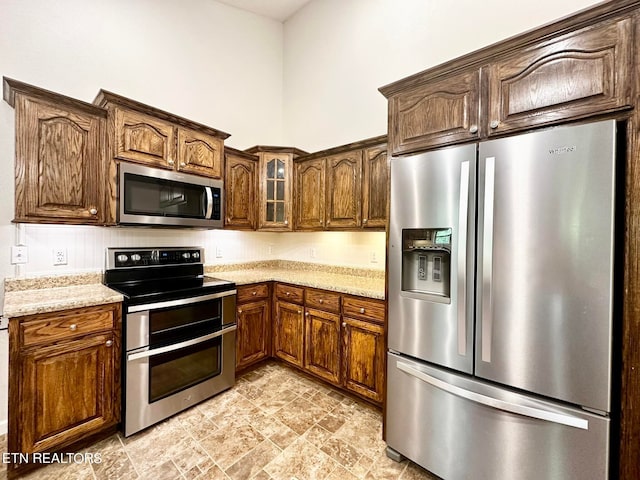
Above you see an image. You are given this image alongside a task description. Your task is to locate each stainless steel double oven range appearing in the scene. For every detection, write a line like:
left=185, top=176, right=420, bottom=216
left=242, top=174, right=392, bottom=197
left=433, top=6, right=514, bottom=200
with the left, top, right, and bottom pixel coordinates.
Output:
left=104, top=247, right=237, bottom=436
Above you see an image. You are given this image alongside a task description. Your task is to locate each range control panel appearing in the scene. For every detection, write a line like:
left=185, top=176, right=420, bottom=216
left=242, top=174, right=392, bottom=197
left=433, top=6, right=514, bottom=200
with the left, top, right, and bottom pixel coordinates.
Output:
left=107, top=247, right=204, bottom=268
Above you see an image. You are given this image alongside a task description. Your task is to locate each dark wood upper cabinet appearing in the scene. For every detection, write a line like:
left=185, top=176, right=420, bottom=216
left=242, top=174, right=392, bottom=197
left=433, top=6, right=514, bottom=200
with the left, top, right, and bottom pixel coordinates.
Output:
left=294, top=157, right=326, bottom=230
left=381, top=13, right=634, bottom=155
left=362, top=144, right=389, bottom=229
left=95, top=90, right=229, bottom=178
left=294, top=136, right=387, bottom=231
left=224, top=148, right=257, bottom=230
left=4, top=78, right=107, bottom=224
left=486, top=17, right=633, bottom=135
left=388, top=69, right=481, bottom=153
left=325, top=151, right=362, bottom=229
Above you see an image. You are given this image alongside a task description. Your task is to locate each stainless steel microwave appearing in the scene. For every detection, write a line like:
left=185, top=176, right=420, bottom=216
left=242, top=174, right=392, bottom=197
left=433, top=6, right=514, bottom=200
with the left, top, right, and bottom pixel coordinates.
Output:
left=118, top=163, right=223, bottom=228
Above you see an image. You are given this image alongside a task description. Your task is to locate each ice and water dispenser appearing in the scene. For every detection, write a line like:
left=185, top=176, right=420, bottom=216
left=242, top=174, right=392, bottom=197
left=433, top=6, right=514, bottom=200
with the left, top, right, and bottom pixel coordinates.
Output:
left=402, top=228, right=452, bottom=302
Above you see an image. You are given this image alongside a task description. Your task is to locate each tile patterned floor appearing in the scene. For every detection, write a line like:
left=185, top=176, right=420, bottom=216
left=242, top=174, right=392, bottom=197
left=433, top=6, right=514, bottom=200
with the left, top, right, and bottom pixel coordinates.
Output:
left=0, top=361, right=438, bottom=479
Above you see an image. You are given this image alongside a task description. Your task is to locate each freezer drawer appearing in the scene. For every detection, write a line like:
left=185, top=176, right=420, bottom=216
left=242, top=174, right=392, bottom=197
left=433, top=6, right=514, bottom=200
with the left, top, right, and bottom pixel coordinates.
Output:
left=386, top=353, right=610, bottom=480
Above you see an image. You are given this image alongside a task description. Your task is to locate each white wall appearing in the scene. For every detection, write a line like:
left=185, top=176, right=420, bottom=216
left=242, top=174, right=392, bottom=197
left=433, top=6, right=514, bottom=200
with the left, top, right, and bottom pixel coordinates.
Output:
left=283, top=0, right=602, bottom=151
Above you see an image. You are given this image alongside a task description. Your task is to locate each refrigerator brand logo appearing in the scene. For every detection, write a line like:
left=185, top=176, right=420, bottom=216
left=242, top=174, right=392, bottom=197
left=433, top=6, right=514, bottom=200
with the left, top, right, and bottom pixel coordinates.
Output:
left=549, top=146, right=577, bottom=155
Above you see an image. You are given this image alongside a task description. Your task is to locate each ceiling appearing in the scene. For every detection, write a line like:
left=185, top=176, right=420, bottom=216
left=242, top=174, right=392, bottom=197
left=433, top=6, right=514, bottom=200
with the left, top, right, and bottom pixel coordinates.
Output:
left=216, top=0, right=312, bottom=22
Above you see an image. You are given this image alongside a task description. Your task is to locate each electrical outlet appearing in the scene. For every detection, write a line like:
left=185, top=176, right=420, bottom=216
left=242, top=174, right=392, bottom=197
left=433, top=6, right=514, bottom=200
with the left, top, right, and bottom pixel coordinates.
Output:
left=370, top=251, right=378, bottom=263
left=11, top=246, right=28, bottom=264
left=53, top=248, right=68, bottom=265
left=268, top=244, right=274, bottom=255
left=310, top=247, right=317, bottom=259
left=215, top=246, right=223, bottom=258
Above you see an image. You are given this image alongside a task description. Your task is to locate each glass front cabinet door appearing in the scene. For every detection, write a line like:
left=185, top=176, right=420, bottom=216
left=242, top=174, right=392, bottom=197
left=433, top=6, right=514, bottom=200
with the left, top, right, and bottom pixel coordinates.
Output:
left=247, top=147, right=307, bottom=231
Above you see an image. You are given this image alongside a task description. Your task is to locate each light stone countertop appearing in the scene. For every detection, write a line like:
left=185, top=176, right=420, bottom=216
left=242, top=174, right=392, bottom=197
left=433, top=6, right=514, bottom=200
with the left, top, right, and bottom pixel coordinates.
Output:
left=2, top=261, right=385, bottom=318
left=3, top=284, right=123, bottom=318
left=208, top=265, right=385, bottom=300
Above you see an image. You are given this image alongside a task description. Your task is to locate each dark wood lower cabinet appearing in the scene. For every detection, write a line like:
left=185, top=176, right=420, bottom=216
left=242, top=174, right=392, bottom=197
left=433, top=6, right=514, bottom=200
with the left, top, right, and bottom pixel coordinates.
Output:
left=8, top=303, right=121, bottom=477
left=273, top=300, right=305, bottom=367
left=236, top=300, right=270, bottom=370
left=342, top=317, right=385, bottom=403
left=304, top=308, right=342, bottom=384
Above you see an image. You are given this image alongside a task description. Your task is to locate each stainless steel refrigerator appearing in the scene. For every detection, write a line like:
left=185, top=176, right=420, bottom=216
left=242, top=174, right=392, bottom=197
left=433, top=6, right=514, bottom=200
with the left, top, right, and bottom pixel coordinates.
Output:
left=386, top=120, right=617, bottom=480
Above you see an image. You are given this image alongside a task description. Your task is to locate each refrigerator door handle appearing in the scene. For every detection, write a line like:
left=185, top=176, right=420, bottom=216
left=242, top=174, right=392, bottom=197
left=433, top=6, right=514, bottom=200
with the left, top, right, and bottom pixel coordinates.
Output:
left=396, top=361, right=589, bottom=430
left=457, top=161, right=470, bottom=356
left=480, top=156, right=495, bottom=363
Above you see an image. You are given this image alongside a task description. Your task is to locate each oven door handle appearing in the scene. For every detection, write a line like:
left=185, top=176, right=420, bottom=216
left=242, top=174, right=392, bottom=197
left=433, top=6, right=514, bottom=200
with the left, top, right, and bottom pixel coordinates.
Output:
left=127, top=324, right=237, bottom=361
left=127, top=290, right=237, bottom=313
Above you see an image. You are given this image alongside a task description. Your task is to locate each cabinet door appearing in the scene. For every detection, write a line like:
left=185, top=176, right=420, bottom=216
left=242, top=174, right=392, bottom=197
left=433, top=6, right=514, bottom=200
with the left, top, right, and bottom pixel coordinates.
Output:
left=362, top=145, right=389, bottom=229
left=259, top=153, right=293, bottom=231
left=236, top=300, right=270, bottom=371
left=486, top=17, right=632, bottom=135
left=225, top=153, right=256, bottom=229
left=342, top=317, right=385, bottom=403
left=304, top=308, right=341, bottom=385
left=294, top=158, right=325, bottom=230
left=388, top=69, right=480, bottom=154
left=325, top=151, right=362, bottom=229
left=14, top=95, right=106, bottom=223
left=18, top=333, right=116, bottom=453
left=177, top=128, right=223, bottom=178
left=274, top=300, right=304, bottom=367
left=114, top=107, right=176, bottom=169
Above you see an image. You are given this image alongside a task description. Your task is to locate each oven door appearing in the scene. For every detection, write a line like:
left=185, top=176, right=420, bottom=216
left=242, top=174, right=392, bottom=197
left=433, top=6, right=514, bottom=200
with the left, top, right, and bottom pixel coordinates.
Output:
left=123, top=291, right=236, bottom=436
left=119, top=162, right=223, bottom=228
left=125, top=324, right=235, bottom=436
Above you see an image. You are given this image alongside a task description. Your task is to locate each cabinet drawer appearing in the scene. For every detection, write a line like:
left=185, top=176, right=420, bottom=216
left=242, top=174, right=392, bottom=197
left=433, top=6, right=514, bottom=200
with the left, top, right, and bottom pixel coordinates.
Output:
left=342, top=296, right=385, bottom=324
left=237, top=283, right=270, bottom=303
left=21, top=307, right=115, bottom=347
left=275, top=283, right=305, bottom=304
left=306, top=289, right=341, bottom=314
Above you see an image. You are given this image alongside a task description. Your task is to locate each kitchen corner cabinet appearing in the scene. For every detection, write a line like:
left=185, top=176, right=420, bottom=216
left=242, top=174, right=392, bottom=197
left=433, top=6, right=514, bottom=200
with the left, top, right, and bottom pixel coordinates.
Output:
left=3, top=78, right=108, bottom=224
left=236, top=283, right=271, bottom=371
left=245, top=146, right=308, bottom=231
left=381, top=16, right=633, bottom=154
left=95, top=90, right=229, bottom=178
left=224, top=148, right=258, bottom=230
left=7, top=303, right=121, bottom=474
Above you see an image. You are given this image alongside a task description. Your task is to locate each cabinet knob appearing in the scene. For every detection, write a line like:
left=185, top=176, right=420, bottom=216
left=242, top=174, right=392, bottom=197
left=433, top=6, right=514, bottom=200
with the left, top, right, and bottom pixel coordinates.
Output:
left=469, top=125, right=478, bottom=134
left=319, top=299, right=324, bottom=304
left=359, top=308, right=366, bottom=314
left=327, top=220, right=331, bottom=225
left=252, top=291, right=257, bottom=296
left=284, top=220, right=289, bottom=225
left=180, top=162, right=186, bottom=167
left=298, top=310, right=302, bottom=314
left=238, top=309, right=243, bottom=314
left=69, top=324, right=77, bottom=331
left=363, top=218, right=368, bottom=224
left=305, top=312, right=309, bottom=316
left=286, top=292, right=290, bottom=296
left=89, top=208, right=98, bottom=215
left=490, top=120, right=499, bottom=129
left=105, top=340, right=113, bottom=347
left=227, top=217, right=231, bottom=222
left=168, top=159, right=175, bottom=166
left=342, top=322, right=347, bottom=327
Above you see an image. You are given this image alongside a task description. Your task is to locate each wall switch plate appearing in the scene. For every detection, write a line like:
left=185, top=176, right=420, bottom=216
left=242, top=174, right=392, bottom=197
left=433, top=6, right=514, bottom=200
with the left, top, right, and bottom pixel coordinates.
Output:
left=11, top=246, right=28, bottom=264
left=53, top=248, right=68, bottom=265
